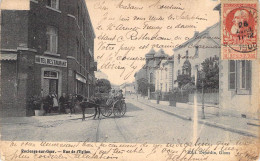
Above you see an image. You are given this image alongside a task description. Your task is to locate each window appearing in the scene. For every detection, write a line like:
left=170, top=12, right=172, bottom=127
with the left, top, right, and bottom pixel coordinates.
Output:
left=229, top=60, right=236, bottom=90
left=150, top=73, right=153, bottom=83
left=46, top=26, right=58, bottom=54
left=195, top=46, right=199, bottom=57
left=186, top=50, right=188, bottom=59
left=178, top=54, right=180, bottom=64
left=77, top=5, right=80, bottom=25
left=228, top=60, right=251, bottom=94
left=178, top=70, right=181, bottom=76
left=76, top=39, right=80, bottom=61
left=47, top=0, right=59, bottom=10
left=238, top=60, right=251, bottom=92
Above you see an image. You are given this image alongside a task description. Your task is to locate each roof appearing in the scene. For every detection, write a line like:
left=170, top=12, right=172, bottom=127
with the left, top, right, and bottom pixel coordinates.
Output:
left=0, top=54, right=17, bottom=60
left=145, top=48, right=156, bottom=58
left=173, top=22, right=220, bottom=51
left=154, top=48, right=168, bottom=58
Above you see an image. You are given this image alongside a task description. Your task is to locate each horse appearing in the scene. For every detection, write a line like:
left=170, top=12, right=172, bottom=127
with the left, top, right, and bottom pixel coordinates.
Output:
left=74, top=95, right=101, bottom=121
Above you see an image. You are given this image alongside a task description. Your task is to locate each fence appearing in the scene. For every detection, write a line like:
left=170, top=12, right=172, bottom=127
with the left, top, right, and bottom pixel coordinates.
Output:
left=169, top=91, right=190, bottom=106
left=150, top=89, right=219, bottom=106
left=189, top=89, right=219, bottom=105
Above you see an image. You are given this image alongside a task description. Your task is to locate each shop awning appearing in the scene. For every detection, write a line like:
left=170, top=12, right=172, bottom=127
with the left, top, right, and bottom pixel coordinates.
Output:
left=76, top=73, right=87, bottom=83
left=0, top=54, right=17, bottom=60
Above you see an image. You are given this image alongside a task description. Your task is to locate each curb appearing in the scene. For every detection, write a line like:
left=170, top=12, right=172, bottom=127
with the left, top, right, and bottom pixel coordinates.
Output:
left=138, top=100, right=258, bottom=138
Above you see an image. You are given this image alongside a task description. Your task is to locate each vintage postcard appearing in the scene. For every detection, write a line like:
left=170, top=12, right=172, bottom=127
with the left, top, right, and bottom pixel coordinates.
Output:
left=0, top=0, right=259, bottom=161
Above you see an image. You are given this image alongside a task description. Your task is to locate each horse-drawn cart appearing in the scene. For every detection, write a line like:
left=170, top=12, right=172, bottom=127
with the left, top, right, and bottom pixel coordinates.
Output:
left=75, top=94, right=127, bottom=120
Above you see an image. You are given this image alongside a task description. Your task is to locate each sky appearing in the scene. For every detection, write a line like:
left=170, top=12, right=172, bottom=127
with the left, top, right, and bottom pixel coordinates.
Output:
left=0, top=0, right=220, bottom=85
left=86, top=0, right=220, bottom=85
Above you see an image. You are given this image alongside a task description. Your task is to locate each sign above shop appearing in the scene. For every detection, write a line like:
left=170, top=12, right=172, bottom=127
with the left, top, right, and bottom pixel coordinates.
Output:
left=44, top=71, right=58, bottom=79
left=76, top=73, right=87, bottom=83
left=35, top=55, right=67, bottom=67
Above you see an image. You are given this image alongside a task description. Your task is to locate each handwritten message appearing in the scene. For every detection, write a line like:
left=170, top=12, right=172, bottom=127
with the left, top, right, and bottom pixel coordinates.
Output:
left=1, top=138, right=259, bottom=161
left=87, top=0, right=219, bottom=84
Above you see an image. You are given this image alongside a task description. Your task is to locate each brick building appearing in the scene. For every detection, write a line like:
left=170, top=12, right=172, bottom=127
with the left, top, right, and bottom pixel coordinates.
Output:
left=0, top=0, right=96, bottom=117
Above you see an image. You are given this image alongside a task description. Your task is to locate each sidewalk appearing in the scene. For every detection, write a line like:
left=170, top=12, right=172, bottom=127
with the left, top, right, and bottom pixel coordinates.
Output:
left=136, top=97, right=259, bottom=138
left=0, top=114, right=83, bottom=125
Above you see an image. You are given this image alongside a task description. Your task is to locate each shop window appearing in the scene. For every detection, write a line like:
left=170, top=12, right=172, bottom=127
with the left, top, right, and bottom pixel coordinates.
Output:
left=47, top=0, right=59, bottom=10
left=46, top=26, right=58, bottom=54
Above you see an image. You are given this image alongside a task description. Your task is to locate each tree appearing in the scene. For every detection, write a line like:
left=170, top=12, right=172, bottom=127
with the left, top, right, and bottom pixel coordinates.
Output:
left=96, top=79, right=111, bottom=93
left=137, top=78, right=149, bottom=96
left=175, top=74, right=193, bottom=88
left=198, top=56, right=219, bottom=89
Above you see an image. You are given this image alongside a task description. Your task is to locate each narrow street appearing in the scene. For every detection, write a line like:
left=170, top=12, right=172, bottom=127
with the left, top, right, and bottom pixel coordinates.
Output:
left=1, top=97, right=251, bottom=144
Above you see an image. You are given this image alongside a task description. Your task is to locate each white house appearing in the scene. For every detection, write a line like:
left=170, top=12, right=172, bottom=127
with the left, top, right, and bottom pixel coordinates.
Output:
left=173, top=23, right=220, bottom=88
left=155, top=55, right=174, bottom=92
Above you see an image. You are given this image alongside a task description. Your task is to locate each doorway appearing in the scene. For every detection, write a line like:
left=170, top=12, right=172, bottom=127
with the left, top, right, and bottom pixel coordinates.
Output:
left=42, top=70, right=59, bottom=97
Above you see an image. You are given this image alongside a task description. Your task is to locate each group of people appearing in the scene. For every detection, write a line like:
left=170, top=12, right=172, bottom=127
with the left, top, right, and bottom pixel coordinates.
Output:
left=106, top=89, right=124, bottom=106
left=43, top=92, right=75, bottom=115
left=40, top=89, right=124, bottom=115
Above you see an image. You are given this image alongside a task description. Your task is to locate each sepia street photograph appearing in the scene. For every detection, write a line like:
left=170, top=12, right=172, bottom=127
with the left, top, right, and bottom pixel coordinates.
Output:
left=0, top=0, right=259, bottom=160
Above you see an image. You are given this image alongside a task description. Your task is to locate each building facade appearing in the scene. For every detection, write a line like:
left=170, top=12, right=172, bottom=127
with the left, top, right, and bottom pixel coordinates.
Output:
left=173, top=23, right=220, bottom=88
left=155, top=56, right=174, bottom=93
left=0, top=0, right=96, bottom=117
left=215, top=4, right=259, bottom=119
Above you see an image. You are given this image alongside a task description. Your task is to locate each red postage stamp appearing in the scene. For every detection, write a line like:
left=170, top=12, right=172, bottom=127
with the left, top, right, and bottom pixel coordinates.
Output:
left=222, top=2, right=258, bottom=60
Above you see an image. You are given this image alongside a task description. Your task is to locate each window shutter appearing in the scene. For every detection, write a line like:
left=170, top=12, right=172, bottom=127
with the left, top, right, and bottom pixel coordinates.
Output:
left=237, top=61, right=251, bottom=95
left=246, top=61, right=251, bottom=91
left=228, top=60, right=236, bottom=90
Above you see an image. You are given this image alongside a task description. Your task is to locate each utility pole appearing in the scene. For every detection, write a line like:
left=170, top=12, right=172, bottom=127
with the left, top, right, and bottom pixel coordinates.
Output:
left=201, top=72, right=206, bottom=119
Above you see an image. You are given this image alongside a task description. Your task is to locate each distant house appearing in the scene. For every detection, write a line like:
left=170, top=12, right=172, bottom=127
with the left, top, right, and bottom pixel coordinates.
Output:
left=134, top=48, right=167, bottom=97
left=173, top=23, right=220, bottom=88
left=155, top=54, right=174, bottom=93
left=120, top=82, right=136, bottom=95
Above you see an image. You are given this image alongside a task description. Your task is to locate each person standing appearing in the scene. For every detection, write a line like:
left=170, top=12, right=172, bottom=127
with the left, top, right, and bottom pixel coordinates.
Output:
left=52, top=93, right=59, bottom=112
left=67, top=94, right=75, bottom=114
left=106, top=89, right=116, bottom=106
left=43, top=93, right=53, bottom=114
left=59, top=93, right=67, bottom=114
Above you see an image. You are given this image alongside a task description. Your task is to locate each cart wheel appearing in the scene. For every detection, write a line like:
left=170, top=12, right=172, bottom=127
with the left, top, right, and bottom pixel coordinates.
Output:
left=100, top=106, right=112, bottom=117
left=113, top=101, right=125, bottom=117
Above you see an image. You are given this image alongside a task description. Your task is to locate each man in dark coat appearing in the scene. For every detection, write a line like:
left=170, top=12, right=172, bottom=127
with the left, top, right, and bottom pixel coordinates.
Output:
left=43, top=93, right=53, bottom=114
left=59, top=93, right=67, bottom=114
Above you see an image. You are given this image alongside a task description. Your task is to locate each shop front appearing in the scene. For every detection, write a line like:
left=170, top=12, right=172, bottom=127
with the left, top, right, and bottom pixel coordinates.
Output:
left=35, top=55, right=67, bottom=98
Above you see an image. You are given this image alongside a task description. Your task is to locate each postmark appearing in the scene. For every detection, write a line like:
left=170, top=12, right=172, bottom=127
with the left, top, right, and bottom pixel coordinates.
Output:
left=221, top=1, right=258, bottom=60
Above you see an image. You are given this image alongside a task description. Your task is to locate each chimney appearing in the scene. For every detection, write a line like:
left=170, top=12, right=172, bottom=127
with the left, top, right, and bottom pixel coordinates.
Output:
left=194, top=31, right=199, bottom=38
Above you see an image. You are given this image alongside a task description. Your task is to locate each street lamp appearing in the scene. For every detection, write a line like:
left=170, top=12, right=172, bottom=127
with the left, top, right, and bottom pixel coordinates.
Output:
left=200, top=71, right=206, bottom=119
